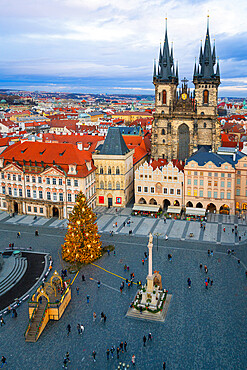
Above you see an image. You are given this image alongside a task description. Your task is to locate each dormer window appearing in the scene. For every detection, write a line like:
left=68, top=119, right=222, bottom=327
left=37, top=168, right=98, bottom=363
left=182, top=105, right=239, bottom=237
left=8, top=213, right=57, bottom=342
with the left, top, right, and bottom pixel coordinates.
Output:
left=68, top=164, right=77, bottom=174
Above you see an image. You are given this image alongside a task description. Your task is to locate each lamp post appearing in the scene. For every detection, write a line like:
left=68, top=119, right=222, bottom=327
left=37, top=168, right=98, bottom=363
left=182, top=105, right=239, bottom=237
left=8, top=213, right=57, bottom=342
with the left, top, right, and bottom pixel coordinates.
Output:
left=153, top=232, right=163, bottom=251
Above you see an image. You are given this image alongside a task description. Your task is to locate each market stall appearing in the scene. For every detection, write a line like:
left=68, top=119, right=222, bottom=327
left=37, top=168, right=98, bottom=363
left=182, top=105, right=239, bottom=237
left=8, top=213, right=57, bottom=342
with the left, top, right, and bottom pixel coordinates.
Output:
left=185, top=207, right=206, bottom=221
left=166, top=206, right=182, bottom=219
left=132, top=204, right=162, bottom=217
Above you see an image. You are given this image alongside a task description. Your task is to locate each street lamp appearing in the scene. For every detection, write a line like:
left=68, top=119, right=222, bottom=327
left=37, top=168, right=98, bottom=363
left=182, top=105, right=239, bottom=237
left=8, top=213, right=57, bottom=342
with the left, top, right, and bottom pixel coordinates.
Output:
left=153, top=232, right=163, bottom=251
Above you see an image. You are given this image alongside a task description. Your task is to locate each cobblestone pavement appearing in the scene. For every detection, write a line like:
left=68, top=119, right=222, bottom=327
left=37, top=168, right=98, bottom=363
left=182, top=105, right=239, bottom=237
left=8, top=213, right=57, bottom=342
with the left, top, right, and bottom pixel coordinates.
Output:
left=0, top=214, right=246, bottom=369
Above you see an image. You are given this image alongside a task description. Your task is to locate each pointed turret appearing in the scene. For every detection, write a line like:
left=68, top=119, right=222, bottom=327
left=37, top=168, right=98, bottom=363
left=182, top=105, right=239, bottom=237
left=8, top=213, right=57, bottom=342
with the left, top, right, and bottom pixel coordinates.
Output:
left=193, top=58, right=197, bottom=77
left=176, top=61, right=179, bottom=80
left=153, top=59, right=157, bottom=78
left=216, top=58, right=220, bottom=77
left=212, top=40, right=216, bottom=65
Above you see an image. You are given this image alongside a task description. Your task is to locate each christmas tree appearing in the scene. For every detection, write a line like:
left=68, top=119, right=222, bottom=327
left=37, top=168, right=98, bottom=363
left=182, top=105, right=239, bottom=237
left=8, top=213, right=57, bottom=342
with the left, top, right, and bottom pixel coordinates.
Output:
left=62, top=192, right=102, bottom=265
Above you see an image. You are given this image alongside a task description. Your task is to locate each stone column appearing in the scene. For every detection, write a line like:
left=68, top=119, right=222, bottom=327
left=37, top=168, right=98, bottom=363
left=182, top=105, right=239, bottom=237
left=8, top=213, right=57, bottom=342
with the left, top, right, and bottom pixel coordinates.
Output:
left=146, top=233, right=154, bottom=292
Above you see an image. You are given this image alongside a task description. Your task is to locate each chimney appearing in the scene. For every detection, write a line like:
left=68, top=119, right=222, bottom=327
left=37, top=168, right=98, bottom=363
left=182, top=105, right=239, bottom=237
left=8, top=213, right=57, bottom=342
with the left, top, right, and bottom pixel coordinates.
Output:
left=77, top=142, right=83, bottom=151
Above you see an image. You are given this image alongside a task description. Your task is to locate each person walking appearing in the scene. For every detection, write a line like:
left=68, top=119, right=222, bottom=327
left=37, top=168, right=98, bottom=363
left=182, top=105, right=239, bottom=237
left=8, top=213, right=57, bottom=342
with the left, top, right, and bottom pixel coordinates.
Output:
left=148, top=332, right=152, bottom=341
left=67, top=324, right=71, bottom=336
left=163, top=361, right=166, bottom=369
left=124, top=264, right=127, bottom=271
left=120, top=285, right=123, bottom=294
left=77, top=323, right=81, bottom=334
left=132, top=354, right=136, bottom=366
left=92, top=351, right=96, bottom=362
left=116, top=347, right=120, bottom=359
left=143, top=335, right=147, bottom=347
left=205, top=279, right=208, bottom=289
left=62, top=358, right=68, bottom=369
left=81, top=274, right=85, bottom=281
left=199, top=263, right=202, bottom=269
left=110, top=346, right=115, bottom=358
left=65, top=352, right=70, bottom=363
left=0, top=317, right=5, bottom=326
left=120, top=341, right=124, bottom=353
left=97, top=281, right=101, bottom=288
left=100, top=312, right=104, bottom=322
left=106, top=349, right=110, bottom=360
left=80, top=324, right=84, bottom=334
left=1, top=356, right=7, bottom=368
left=142, top=259, right=144, bottom=265
left=93, top=312, right=96, bottom=322
left=76, top=286, right=79, bottom=295
left=124, top=341, right=127, bottom=352
left=187, top=278, right=191, bottom=288
left=86, top=295, right=90, bottom=303
left=210, top=280, right=213, bottom=286
left=103, top=314, right=107, bottom=323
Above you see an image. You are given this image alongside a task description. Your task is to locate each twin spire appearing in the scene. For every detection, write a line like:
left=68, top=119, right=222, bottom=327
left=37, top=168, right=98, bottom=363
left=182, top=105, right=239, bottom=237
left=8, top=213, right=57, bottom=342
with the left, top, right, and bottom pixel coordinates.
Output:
left=153, top=17, right=220, bottom=84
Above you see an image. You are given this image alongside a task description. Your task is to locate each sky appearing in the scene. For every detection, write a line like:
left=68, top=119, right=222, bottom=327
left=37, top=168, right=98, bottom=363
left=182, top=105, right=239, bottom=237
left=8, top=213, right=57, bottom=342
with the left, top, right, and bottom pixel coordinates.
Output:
left=0, top=0, right=247, bottom=96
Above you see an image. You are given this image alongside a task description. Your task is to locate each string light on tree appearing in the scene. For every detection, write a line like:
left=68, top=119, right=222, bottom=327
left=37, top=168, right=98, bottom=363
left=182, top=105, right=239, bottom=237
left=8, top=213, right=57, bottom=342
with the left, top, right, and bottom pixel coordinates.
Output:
left=62, top=192, right=102, bottom=265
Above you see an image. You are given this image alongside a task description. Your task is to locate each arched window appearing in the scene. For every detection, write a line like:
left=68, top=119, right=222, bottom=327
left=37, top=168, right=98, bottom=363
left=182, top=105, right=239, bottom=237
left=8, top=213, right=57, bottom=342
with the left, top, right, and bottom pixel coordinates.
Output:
left=100, top=166, right=103, bottom=174
left=162, top=90, right=167, bottom=105
left=116, top=181, right=120, bottom=190
left=163, top=139, right=165, bottom=143
left=204, top=122, right=207, bottom=128
left=161, top=128, right=165, bottom=135
left=159, top=92, right=161, bottom=101
left=116, top=167, right=120, bottom=175
left=203, top=90, right=209, bottom=104
left=108, top=182, right=112, bottom=189
left=108, top=166, right=111, bottom=175
left=100, top=181, right=104, bottom=189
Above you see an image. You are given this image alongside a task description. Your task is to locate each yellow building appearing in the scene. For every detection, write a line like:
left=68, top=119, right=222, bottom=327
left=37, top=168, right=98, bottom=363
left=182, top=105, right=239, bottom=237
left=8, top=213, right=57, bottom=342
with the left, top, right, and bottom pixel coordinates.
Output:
left=235, top=155, right=247, bottom=213
left=93, top=127, right=134, bottom=207
left=111, top=112, right=152, bottom=124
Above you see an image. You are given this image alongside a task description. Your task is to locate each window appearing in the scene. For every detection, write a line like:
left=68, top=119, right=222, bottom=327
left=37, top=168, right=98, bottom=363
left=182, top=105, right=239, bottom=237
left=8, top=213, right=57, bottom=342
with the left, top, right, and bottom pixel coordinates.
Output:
left=244, top=164, right=247, bottom=168
left=34, top=207, right=37, bottom=213
left=194, top=179, right=198, bottom=186
left=13, top=188, right=17, bottom=197
left=220, top=192, right=224, bottom=199
left=13, top=174, right=16, bottom=181
left=39, top=191, right=43, bottom=199
left=40, top=208, right=43, bottom=214
left=227, top=181, right=231, bottom=188
left=33, top=190, right=37, bottom=199
left=208, top=172, right=212, bottom=177
left=53, top=193, right=57, bottom=201
left=68, top=193, right=72, bottom=202
left=177, top=189, right=181, bottom=195
left=214, top=173, right=218, bottom=177
left=59, top=178, right=62, bottom=185
left=214, top=191, right=217, bottom=198
left=225, top=165, right=228, bottom=169
left=32, top=176, right=35, bottom=183
left=7, top=174, right=10, bottom=180
left=52, top=178, right=56, bottom=185
left=214, top=181, right=218, bottom=187
left=2, top=186, right=5, bottom=194
left=1, top=173, right=4, bottom=179
left=199, top=190, right=203, bottom=197
left=144, top=187, right=148, bottom=192
left=100, top=181, right=104, bottom=189
left=162, top=90, right=167, bottom=104
left=208, top=181, right=212, bottom=186
left=26, top=175, right=30, bottom=182
left=47, top=192, right=51, bottom=200
left=46, top=178, right=50, bottom=184
left=108, top=182, right=112, bottom=190
left=74, top=179, right=78, bottom=187
left=116, top=182, right=120, bottom=190
left=19, top=189, right=22, bottom=197
left=100, top=167, right=103, bottom=174
left=59, top=193, right=63, bottom=201
left=227, top=192, right=231, bottom=199
left=200, top=180, right=203, bottom=186
left=163, top=188, right=167, bottom=194
left=67, top=179, right=71, bottom=186
left=237, top=170, right=240, bottom=175
left=170, top=189, right=174, bottom=195
left=221, top=181, right=225, bottom=187
left=8, top=187, right=12, bottom=195
left=208, top=191, right=211, bottom=198
left=174, top=177, right=177, bottom=181
left=187, top=189, right=191, bottom=195
left=38, top=176, right=42, bottom=184
left=161, top=128, right=165, bottom=135
left=203, top=90, right=209, bottom=104
left=204, top=122, right=207, bottom=128
left=137, top=186, right=141, bottom=192
left=200, top=172, right=203, bottom=176
left=116, top=167, right=120, bottom=175
left=18, top=175, right=22, bottom=181
left=27, top=189, right=31, bottom=198
left=28, top=206, right=31, bottom=212
left=208, top=165, right=212, bottom=168
left=194, top=171, right=198, bottom=176
left=188, top=179, right=191, bottom=185
left=221, top=173, right=225, bottom=178
left=227, top=174, right=231, bottom=178
left=108, top=167, right=111, bottom=175
left=236, top=189, right=240, bottom=196
left=237, top=178, right=241, bottom=185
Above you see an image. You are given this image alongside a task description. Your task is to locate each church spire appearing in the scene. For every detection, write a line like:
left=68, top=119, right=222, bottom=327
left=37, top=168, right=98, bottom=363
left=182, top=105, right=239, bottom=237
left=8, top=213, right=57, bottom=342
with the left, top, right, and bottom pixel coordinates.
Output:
left=153, top=59, right=157, bottom=78
left=216, top=58, right=220, bottom=77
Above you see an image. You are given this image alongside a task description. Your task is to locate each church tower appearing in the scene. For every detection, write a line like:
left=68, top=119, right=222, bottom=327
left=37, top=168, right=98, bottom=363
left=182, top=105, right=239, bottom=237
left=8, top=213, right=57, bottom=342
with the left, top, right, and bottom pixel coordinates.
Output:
left=151, top=18, right=221, bottom=161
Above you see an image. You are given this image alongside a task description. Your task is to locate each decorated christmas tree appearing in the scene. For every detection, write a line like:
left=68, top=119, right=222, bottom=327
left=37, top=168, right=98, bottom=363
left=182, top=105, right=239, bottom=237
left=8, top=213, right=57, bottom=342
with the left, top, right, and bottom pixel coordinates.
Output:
left=62, top=192, right=102, bottom=265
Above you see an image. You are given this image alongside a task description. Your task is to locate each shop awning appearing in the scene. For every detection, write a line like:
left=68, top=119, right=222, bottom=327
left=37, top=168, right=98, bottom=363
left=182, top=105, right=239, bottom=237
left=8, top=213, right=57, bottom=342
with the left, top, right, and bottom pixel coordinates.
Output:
left=132, top=204, right=160, bottom=213
left=186, top=207, right=206, bottom=216
left=167, top=206, right=182, bottom=214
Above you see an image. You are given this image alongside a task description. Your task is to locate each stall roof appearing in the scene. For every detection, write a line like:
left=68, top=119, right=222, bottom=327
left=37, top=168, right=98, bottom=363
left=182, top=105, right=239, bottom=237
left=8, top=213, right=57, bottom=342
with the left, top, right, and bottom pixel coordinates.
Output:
left=132, top=204, right=160, bottom=213
left=185, top=207, right=206, bottom=216
left=167, top=206, right=182, bottom=214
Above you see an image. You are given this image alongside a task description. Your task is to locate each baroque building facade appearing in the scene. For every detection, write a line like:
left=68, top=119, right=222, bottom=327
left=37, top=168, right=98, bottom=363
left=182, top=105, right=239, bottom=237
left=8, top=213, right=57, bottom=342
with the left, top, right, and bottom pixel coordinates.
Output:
left=151, top=19, right=221, bottom=162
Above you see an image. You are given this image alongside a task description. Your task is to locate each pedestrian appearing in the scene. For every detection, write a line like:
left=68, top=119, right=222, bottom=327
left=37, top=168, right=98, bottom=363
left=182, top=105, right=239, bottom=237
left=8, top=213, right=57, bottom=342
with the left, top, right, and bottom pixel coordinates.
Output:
left=140, top=306, right=142, bottom=314
left=82, top=274, right=85, bottom=281
left=116, top=347, right=120, bottom=359
left=123, top=221, right=126, bottom=227
left=164, top=217, right=166, bottom=223
left=208, top=249, right=210, bottom=256
left=65, top=352, right=70, bottom=363
left=120, top=285, right=123, bottom=294
left=127, top=266, right=129, bottom=271
left=199, top=263, right=202, bottom=269
left=115, top=222, right=117, bottom=227
left=165, top=234, right=168, bottom=240
left=62, top=358, right=68, bottom=369
left=210, top=250, right=213, bottom=256
left=100, top=312, right=104, bottom=322
left=106, top=349, right=110, bottom=360
left=142, top=259, right=144, bottom=265
left=187, top=278, right=191, bottom=288
left=97, top=281, right=101, bottom=288
left=124, top=341, right=127, bottom=352
left=120, top=341, right=124, bottom=353
left=163, top=361, right=166, bottom=369
left=0, top=316, right=5, bottom=326
left=239, top=236, right=241, bottom=242
left=132, top=354, right=136, bottom=366
left=205, top=280, right=208, bottom=289
left=17, top=232, right=20, bottom=238
left=148, top=332, right=152, bottom=341
left=113, top=250, right=116, bottom=255
left=232, top=228, right=234, bottom=233
left=76, top=286, right=79, bottom=295
left=87, top=295, right=90, bottom=303
left=67, top=324, right=71, bottom=336
left=204, top=265, right=207, bottom=272
left=1, top=356, right=7, bottom=368
left=80, top=324, right=84, bottom=333
left=207, top=277, right=210, bottom=284
left=238, top=259, right=240, bottom=265
left=77, top=323, right=81, bottom=334
left=110, top=346, right=115, bottom=358
left=93, top=312, right=96, bottom=322
left=124, top=264, right=127, bottom=271
left=223, top=227, right=225, bottom=232
left=210, top=280, right=213, bottom=286
left=143, top=335, right=147, bottom=347
left=104, top=314, right=107, bottom=323
left=204, top=224, right=205, bottom=230
left=92, top=351, right=96, bottom=362
left=35, top=230, right=39, bottom=236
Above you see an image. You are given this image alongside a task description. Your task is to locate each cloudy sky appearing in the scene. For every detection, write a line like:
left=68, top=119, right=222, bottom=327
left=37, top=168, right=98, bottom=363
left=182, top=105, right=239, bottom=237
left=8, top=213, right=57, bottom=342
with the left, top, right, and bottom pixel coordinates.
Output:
left=0, top=0, right=247, bottom=96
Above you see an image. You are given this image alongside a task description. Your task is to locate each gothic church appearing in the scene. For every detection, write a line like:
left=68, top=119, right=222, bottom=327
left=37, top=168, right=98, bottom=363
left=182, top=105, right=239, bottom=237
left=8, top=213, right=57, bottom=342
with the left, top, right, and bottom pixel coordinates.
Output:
left=151, top=18, right=221, bottom=161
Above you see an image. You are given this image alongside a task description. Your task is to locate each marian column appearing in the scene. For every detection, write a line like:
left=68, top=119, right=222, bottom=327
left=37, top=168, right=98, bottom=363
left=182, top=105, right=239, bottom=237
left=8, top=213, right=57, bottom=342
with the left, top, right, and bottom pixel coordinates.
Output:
left=147, top=233, right=154, bottom=292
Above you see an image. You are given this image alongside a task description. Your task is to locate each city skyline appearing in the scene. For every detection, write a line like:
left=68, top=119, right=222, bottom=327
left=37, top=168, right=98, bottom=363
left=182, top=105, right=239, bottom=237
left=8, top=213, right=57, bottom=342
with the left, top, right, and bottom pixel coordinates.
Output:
left=0, top=0, right=247, bottom=96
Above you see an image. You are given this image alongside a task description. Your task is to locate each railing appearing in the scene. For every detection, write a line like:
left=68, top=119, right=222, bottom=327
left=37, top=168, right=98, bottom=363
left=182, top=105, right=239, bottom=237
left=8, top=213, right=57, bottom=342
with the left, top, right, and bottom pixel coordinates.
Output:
left=34, top=302, right=49, bottom=341
left=24, top=301, right=38, bottom=338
